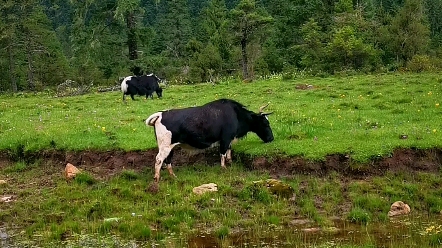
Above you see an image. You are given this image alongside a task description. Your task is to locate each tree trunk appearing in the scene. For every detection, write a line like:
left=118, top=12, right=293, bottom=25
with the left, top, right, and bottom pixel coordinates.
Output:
left=126, top=11, right=138, bottom=61
left=126, top=11, right=142, bottom=76
left=241, top=36, right=249, bottom=80
left=26, top=39, right=35, bottom=91
left=8, top=43, right=17, bottom=92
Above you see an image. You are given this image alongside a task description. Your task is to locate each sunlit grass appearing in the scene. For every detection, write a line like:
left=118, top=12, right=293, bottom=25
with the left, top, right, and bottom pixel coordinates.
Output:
left=1, top=72, right=441, bottom=161
left=2, top=72, right=442, bottom=247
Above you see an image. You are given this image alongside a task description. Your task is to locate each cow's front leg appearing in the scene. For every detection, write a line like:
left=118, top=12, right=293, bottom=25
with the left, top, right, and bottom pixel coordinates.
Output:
left=219, top=140, right=231, bottom=169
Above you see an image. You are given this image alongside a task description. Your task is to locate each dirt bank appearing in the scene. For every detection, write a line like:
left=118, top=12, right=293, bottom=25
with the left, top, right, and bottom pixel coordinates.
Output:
left=0, top=148, right=441, bottom=179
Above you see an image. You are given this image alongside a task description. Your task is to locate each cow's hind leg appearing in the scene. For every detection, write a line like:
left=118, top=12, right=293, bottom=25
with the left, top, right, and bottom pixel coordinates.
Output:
left=153, top=126, right=179, bottom=182
left=226, top=147, right=232, bottom=163
left=164, top=150, right=176, bottom=178
left=154, top=147, right=173, bottom=182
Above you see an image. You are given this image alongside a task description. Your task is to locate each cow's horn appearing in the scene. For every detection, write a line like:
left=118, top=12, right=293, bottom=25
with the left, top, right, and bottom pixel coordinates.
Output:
left=259, top=103, right=270, bottom=113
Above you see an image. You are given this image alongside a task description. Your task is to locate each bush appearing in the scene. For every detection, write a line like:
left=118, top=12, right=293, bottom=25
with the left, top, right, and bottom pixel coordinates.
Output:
left=406, top=55, right=435, bottom=72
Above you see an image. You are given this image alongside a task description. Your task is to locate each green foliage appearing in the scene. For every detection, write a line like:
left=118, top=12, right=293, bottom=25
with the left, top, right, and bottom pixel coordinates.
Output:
left=383, top=0, right=431, bottom=65
left=347, top=207, right=371, bottom=224
left=0, top=0, right=72, bottom=91
left=75, top=172, right=97, bottom=185
left=298, top=18, right=326, bottom=73
left=119, top=170, right=140, bottom=181
left=215, top=226, right=229, bottom=239
left=230, top=0, right=273, bottom=79
left=4, top=161, right=28, bottom=173
left=406, top=55, right=436, bottom=72
left=2, top=0, right=442, bottom=90
left=428, top=231, right=442, bottom=246
left=131, top=223, right=152, bottom=240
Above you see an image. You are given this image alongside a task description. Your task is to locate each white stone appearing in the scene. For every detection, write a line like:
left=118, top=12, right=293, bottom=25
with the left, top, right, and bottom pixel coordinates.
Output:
left=192, top=183, right=218, bottom=195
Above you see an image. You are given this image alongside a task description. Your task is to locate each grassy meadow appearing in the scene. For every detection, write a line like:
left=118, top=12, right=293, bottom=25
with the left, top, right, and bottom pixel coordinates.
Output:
left=1, top=72, right=442, bottom=161
left=1, top=72, right=442, bottom=247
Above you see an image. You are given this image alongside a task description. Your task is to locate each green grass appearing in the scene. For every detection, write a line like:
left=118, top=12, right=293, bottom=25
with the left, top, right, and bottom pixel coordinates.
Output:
left=1, top=160, right=442, bottom=247
left=2, top=72, right=442, bottom=247
left=1, top=72, right=441, bottom=161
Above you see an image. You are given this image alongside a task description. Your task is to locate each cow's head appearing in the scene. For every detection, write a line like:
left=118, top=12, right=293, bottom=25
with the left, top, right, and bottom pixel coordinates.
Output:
left=251, top=103, right=274, bottom=143
left=156, top=87, right=163, bottom=98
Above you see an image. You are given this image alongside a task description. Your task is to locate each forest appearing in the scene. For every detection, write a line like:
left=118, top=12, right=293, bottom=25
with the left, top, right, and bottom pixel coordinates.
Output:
left=1, top=0, right=441, bottom=92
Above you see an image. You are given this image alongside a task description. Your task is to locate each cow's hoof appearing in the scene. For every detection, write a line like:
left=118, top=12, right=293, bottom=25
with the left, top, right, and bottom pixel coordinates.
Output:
left=154, top=175, right=160, bottom=183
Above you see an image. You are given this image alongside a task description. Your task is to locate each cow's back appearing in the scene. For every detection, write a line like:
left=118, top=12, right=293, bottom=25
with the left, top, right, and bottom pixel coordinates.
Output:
left=160, top=102, right=238, bottom=148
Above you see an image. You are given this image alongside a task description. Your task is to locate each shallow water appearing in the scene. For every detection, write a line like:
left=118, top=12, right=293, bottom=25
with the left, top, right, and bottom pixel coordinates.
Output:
left=3, top=214, right=442, bottom=247
left=187, top=214, right=442, bottom=248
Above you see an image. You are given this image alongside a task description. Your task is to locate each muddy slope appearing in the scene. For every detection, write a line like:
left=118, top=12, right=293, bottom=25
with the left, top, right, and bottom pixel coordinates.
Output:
left=1, top=148, right=441, bottom=178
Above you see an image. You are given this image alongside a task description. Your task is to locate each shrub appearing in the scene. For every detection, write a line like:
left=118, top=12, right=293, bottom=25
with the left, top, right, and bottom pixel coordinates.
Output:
left=406, top=55, right=434, bottom=72
left=347, top=207, right=371, bottom=224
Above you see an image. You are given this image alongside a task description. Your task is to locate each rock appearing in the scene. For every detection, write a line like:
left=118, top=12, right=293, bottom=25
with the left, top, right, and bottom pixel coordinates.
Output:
left=0, top=228, right=8, bottom=240
left=301, top=227, right=321, bottom=233
left=289, top=219, right=313, bottom=226
left=104, top=217, right=121, bottom=222
left=193, top=183, right=218, bottom=195
left=388, top=201, right=411, bottom=217
left=65, top=163, right=80, bottom=179
left=0, top=195, right=15, bottom=203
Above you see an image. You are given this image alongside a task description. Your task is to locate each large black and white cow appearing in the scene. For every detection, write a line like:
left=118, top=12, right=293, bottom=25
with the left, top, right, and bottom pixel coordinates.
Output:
left=145, top=98, right=274, bottom=182
left=121, top=74, right=163, bottom=102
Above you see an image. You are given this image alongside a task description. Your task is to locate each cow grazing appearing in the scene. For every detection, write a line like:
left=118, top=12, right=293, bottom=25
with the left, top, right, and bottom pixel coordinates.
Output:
left=145, top=99, right=274, bottom=182
left=121, top=74, right=163, bottom=102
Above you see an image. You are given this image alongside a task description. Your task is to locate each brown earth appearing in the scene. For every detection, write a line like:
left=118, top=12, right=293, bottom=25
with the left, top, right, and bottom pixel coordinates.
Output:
left=0, top=147, right=441, bottom=180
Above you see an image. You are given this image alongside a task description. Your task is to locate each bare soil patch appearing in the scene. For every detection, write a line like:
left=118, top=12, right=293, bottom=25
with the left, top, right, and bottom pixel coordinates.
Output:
left=0, top=148, right=441, bottom=180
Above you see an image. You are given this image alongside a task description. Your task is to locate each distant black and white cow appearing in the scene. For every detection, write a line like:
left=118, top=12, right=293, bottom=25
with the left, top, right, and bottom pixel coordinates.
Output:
left=145, top=98, right=274, bottom=182
left=121, top=74, right=163, bottom=102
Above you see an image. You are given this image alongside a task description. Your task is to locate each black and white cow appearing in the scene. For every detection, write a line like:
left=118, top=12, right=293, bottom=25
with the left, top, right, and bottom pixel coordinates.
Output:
left=145, top=98, right=274, bottom=182
left=121, top=74, right=163, bottom=102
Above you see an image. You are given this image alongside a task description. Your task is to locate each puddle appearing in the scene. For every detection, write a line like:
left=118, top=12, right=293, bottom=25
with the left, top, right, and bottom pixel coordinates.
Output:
left=3, top=214, right=442, bottom=247
left=186, top=214, right=442, bottom=247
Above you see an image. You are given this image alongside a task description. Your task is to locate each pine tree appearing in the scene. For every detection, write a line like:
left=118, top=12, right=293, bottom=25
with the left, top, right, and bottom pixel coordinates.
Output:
left=388, top=0, right=430, bottom=63
left=231, top=0, right=272, bottom=80
left=0, top=0, right=70, bottom=91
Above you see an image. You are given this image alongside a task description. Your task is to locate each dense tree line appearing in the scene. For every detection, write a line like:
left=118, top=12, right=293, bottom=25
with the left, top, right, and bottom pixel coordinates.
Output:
left=0, top=0, right=441, bottom=92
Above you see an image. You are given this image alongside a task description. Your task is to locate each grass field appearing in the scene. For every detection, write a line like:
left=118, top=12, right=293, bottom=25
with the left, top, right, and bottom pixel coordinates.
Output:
left=1, top=72, right=442, bottom=161
left=1, top=72, right=442, bottom=247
